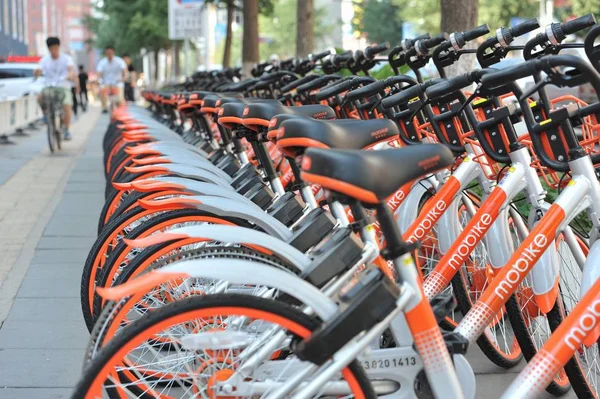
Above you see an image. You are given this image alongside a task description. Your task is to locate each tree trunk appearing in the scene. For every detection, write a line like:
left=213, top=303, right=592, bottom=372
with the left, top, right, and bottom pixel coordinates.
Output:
left=153, top=50, right=160, bottom=87
left=242, top=0, right=259, bottom=77
left=173, top=41, right=181, bottom=79
left=296, top=0, right=314, bottom=57
left=223, top=0, right=235, bottom=68
left=440, top=0, right=478, bottom=77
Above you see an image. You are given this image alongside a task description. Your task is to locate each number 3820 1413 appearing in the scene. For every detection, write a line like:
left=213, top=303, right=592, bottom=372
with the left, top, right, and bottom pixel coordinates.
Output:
left=361, top=357, right=417, bottom=369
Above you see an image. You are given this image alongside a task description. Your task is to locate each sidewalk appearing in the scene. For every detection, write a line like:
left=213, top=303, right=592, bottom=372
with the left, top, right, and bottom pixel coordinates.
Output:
left=0, top=108, right=105, bottom=398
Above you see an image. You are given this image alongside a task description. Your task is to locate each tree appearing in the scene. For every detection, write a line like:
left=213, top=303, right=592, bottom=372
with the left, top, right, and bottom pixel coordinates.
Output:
left=352, top=0, right=404, bottom=45
left=440, top=0, right=478, bottom=76
left=296, top=0, right=314, bottom=57
left=243, top=0, right=260, bottom=76
left=223, top=0, right=236, bottom=67
left=571, top=0, right=600, bottom=18
left=478, top=0, right=538, bottom=30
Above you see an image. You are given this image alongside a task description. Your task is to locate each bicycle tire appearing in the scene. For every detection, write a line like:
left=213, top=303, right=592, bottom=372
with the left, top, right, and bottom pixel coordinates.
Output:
left=546, top=234, right=599, bottom=398
left=47, top=109, right=56, bottom=153
left=505, top=294, right=571, bottom=395
left=73, top=294, right=376, bottom=399
left=89, top=243, right=300, bottom=353
left=91, top=209, right=254, bottom=320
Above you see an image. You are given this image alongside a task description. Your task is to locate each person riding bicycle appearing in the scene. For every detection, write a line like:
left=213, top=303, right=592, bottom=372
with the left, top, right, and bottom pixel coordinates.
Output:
left=97, top=46, right=127, bottom=114
left=35, top=37, right=75, bottom=140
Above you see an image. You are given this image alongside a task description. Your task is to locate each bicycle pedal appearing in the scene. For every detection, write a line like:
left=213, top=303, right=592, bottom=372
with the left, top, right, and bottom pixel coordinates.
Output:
left=442, top=331, right=469, bottom=356
left=430, top=292, right=456, bottom=324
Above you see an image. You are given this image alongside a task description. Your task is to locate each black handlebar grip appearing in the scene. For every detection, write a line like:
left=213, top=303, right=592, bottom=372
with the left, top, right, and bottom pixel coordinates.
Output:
left=563, top=14, right=597, bottom=36
left=480, top=60, right=537, bottom=88
left=309, top=49, right=333, bottom=61
left=423, top=33, right=447, bottom=49
left=280, top=74, right=319, bottom=93
left=344, top=80, right=386, bottom=101
left=511, top=18, right=540, bottom=38
left=463, top=24, right=491, bottom=42
left=380, top=84, right=422, bottom=109
left=425, top=73, right=474, bottom=99
left=314, top=79, right=357, bottom=101
left=365, top=43, right=389, bottom=59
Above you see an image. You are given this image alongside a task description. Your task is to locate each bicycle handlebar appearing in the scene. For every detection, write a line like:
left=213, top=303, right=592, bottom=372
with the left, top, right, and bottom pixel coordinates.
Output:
left=314, top=76, right=375, bottom=101
left=280, top=74, right=320, bottom=93
left=563, top=14, right=597, bottom=36
left=365, top=43, right=389, bottom=59
left=511, top=18, right=540, bottom=38
left=309, top=49, right=334, bottom=62
left=425, top=71, right=480, bottom=99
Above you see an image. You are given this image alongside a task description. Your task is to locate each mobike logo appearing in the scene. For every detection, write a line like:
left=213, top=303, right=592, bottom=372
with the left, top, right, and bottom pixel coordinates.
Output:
left=386, top=189, right=406, bottom=212
left=371, top=127, right=389, bottom=140
left=418, top=155, right=441, bottom=171
left=243, top=107, right=250, bottom=116
left=447, top=213, right=493, bottom=271
left=564, top=299, right=600, bottom=351
left=494, top=234, right=548, bottom=300
left=312, top=111, right=329, bottom=119
left=407, top=200, right=447, bottom=243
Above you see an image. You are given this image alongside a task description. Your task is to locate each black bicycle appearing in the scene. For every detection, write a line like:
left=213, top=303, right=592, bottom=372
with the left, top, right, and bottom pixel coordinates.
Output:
left=41, top=87, right=65, bottom=153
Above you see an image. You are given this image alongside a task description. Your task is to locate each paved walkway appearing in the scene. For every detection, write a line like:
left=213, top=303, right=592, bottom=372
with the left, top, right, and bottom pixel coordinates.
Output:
left=0, top=107, right=576, bottom=398
left=0, top=108, right=105, bottom=398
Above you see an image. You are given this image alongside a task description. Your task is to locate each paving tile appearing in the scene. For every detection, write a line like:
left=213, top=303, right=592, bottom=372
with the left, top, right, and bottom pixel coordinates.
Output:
left=27, top=262, right=84, bottom=274
left=0, top=349, right=84, bottom=387
left=52, top=194, right=105, bottom=216
left=0, top=320, right=88, bottom=349
left=6, top=298, right=84, bottom=322
left=17, top=273, right=80, bottom=298
left=475, top=373, right=577, bottom=398
left=36, top=236, right=95, bottom=250
left=43, top=217, right=98, bottom=237
left=32, top=249, right=90, bottom=263
left=0, top=388, right=73, bottom=399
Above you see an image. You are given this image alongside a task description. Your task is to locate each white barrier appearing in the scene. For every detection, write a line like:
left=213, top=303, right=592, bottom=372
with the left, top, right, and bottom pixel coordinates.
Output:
left=0, top=95, right=42, bottom=136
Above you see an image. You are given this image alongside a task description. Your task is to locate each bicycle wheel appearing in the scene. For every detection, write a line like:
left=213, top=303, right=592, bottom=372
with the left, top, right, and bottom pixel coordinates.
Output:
left=73, top=294, right=375, bottom=399
left=546, top=233, right=600, bottom=397
left=452, top=210, right=523, bottom=369
left=88, top=243, right=300, bottom=356
left=504, top=232, right=590, bottom=396
left=46, top=109, right=57, bottom=153
left=56, top=115, right=63, bottom=150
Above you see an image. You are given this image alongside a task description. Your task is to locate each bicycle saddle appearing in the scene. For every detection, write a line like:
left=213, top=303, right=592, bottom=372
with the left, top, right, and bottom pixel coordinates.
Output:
left=243, top=103, right=336, bottom=130
left=301, top=144, right=453, bottom=203
left=277, top=118, right=399, bottom=155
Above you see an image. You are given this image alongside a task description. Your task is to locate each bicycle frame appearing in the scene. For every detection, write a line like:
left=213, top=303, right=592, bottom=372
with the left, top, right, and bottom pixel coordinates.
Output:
left=455, top=154, right=600, bottom=344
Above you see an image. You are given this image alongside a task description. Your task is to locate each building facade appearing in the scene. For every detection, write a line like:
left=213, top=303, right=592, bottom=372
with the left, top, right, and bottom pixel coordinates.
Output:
left=26, top=0, right=94, bottom=68
left=0, top=0, right=29, bottom=56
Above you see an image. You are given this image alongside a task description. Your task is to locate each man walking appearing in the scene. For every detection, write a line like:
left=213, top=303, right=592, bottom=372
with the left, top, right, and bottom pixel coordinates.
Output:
left=78, top=65, right=89, bottom=111
left=123, top=54, right=137, bottom=102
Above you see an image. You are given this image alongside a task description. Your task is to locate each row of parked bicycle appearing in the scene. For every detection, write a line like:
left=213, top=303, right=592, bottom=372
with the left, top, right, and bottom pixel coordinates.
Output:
left=72, top=14, right=600, bottom=399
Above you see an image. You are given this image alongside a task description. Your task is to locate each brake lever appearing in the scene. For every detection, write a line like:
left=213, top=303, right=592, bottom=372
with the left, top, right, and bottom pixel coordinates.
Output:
left=409, top=98, right=431, bottom=121
left=368, top=98, right=382, bottom=113
left=456, top=85, right=481, bottom=115
left=518, top=76, right=550, bottom=102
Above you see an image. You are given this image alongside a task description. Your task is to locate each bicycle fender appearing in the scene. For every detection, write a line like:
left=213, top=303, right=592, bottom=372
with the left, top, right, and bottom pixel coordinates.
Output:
left=141, top=195, right=291, bottom=240
left=484, top=208, right=517, bottom=269
left=395, top=178, right=435, bottom=233
left=98, top=259, right=339, bottom=320
left=530, top=239, right=560, bottom=314
left=581, top=239, right=600, bottom=299
left=132, top=154, right=232, bottom=182
left=128, top=163, right=232, bottom=187
left=126, top=225, right=311, bottom=271
left=132, top=177, right=250, bottom=203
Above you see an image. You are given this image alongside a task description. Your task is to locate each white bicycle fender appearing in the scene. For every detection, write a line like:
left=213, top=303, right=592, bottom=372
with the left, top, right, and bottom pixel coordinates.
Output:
left=530, top=239, right=559, bottom=313
left=141, top=163, right=232, bottom=187
left=159, top=259, right=339, bottom=320
left=396, top=180, right=434, bottom=233
left=156, top=225, right=311, bottom=271
left=179, top=195, right=291, bottom=240
left=436, top=196, right=463, bottom=255
left=581, top=239, right=600, bottom=299
left=484, top=208, right=516, bottom=269
left=138, top=176, right=252, bottom=204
